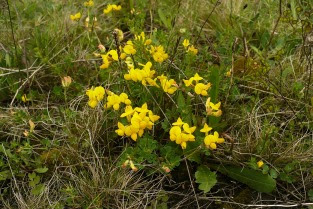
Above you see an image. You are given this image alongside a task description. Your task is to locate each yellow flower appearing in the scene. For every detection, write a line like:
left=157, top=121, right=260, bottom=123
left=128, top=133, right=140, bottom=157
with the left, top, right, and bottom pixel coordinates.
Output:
left=200, top=123, right=212, bottom=135
left=123, top=41, right=136, bottom=55
left=135, top=32, right=152, bottom=45
left=116, top=103, right=159, bottom=141
left=145, top=39, right=152, bottom=45
left=112, top=5, right=122, bottom=11
left=104, top=4, right=121, bottom=14
left=104, top=4, right=113, bottom=14
left=187, top=45, right=198, bottom=55
left=183, top=78, right=194, bottom=87
left=124, top=62, right=158, bottom=87
left=21, top=94, right=29, bottom=103
left=226, top=69, right=232, bottom=77
left=170, top=118, right=196, bottom=149
left=115, top=122, right=126, bottom=136
left=70, top=12, right=81, bottom=21
left=149, top=45, right=168, bottom=63
left=148, top=111, right=160, bottom=122
left=119, top=93, right=132, bottom=105
left=172, top=117, right=185, bottom=126
left=257, top=160, right=264, bottom=168
left=182, top=39, right=190, bottom=48
left=100, top=54, right=110, bottom=69
left=205, top=97, right=222, bottom=117
left=182, top=123, right=196, bottom=134
left=192, top=73, right=203, bottom=82
left=105, top=94, right=121, bottom=110
left=183, top=73, right=203, bottom=87
left=107, top=50, right=119, bottom=61
left=194, top=83, right=211, bottom=96
left=204, top=131, right=224, bottom=150
left=88, top=100, right=98, bottom=108
left=84, top=0, right=94, bottom=7
left=121, top=105, right=135, bottom=119
left=86, top=86, right=105, bottom=108
left=158, top=75, right=177, bottom=94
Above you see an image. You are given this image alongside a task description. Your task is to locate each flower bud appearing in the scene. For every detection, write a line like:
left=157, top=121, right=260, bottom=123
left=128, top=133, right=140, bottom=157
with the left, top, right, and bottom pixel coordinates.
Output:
left=61, top=76, right=72, bottom=88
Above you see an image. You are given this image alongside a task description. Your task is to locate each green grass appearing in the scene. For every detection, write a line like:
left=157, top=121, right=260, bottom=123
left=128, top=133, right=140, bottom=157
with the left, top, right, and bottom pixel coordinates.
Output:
left=0, top=0, right=313, bottom=208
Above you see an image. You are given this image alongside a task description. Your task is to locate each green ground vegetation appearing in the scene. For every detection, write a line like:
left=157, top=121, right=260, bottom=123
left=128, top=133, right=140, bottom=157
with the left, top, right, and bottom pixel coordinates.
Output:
left=0, top=0, right=313, bottom=208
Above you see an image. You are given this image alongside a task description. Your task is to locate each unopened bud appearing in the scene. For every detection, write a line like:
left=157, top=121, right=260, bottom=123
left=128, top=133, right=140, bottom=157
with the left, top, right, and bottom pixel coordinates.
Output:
left=61, top=76, right=72, bottom=88
left=129, top=160, right=138, bottom=172
left=122, top=160, right=130, bottom=168
left=98, top=44, right=106, bottom=53
left=162, top=166, right=171, bottom=173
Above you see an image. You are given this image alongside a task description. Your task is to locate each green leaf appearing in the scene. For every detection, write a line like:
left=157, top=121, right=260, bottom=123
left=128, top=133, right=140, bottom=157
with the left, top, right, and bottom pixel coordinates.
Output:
left=31, top=184, right=45, bottom=195
left=212, top=165, right=276, bottom=194
left=0, top=170, right=11, bottom=181
left=160, top=143, right=181, bottom=168
left=177, top=91, right=185, bottom=109
left=269, top=169, right=278, bottom=179
left=308, top=189, right=313, bottom=201
left=195, top=165, right=217, bottom=193
left=157, top=9, right=172, bottom=29
left=35, top=167, right=48, bottom=173
left=290, top=0, right=297, bottom=20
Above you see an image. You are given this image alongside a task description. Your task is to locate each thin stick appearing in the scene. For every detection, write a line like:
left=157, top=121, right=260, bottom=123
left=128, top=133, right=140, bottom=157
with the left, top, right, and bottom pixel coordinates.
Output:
left=5, top=0, right=19, bottom=69
left=266, top=0, right=282, bottom=50
left=184, top=158, right=200, bottom=209
left=195, top=0, right=220, bottom=44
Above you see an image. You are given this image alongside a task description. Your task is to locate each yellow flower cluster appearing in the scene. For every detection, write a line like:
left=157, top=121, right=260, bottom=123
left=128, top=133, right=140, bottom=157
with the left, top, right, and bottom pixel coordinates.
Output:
left=84, top=0, right=94, bottom=7
left=86, top=86, right=105, bottom=108
left=149, top=45, right=168, bottom=63
left=205, top=97, right=222, bottom=117
left=169, top=117, right=196, bottom=149
left=182, top=39, right=198, bottom=55
left=124, top=62, right=158, bottom=87
left=134, top=32, right=152, bottom=46
left=158, top=74, right=178, bottom=94
left=86, top=87, right=132, bottom=110
left=104, top=92, right=131, bottom=110
left=104, top=4, right=122, bottom=14
left=70, top=12, right=81, bottom=21
left=115, top=103, right=160, bottom=141
left=100, top=50, right=120, bottom=69
left=200, top=123, right=224, bottom=149
left=183, top=73, right=211, bottom=96
left=187, top=45, right=198, bottom=55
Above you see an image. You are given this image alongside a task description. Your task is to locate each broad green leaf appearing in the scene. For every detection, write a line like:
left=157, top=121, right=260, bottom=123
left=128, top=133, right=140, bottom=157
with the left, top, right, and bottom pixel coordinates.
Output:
left=157, top=9, right=172, bottom=29
left=35, top=167, right=48, bottom=173
left=195, top=166, right=217, bottom=193
left=213, top=165, right=276, bottom=194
